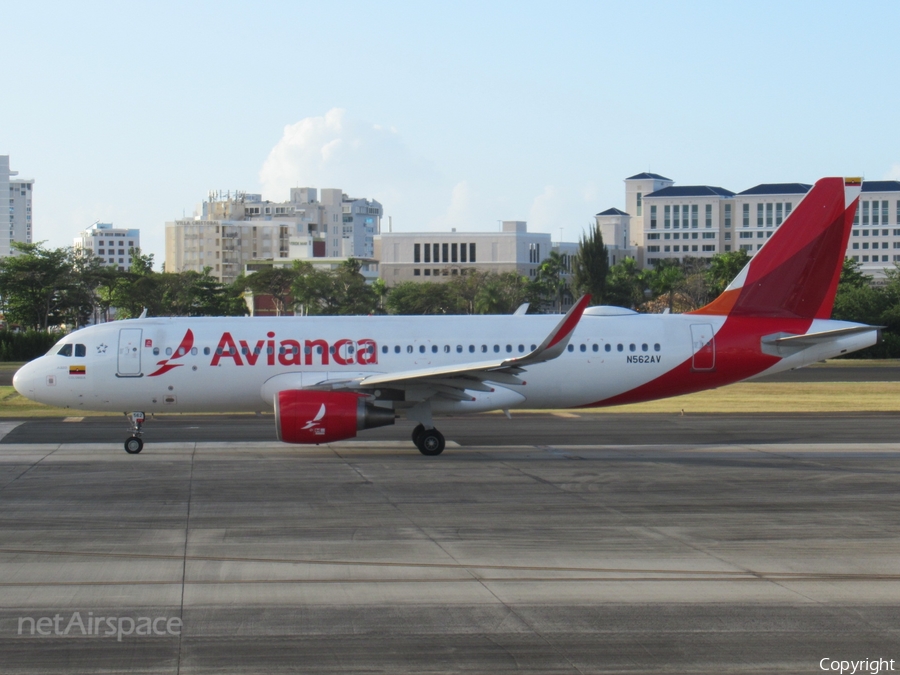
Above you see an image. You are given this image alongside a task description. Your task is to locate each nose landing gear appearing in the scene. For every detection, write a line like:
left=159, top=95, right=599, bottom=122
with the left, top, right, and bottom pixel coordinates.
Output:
left=124, top=412, right=145, bottom=454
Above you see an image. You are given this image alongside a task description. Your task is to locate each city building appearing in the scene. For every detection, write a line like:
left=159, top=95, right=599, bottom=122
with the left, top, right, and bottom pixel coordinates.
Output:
left=848, top=181, right=900, bottom=279
left=605, top=173, right=900, bottom=279
left=1, top=155, right=34, bottom=257
left=73, top=222, right=141, bottom=270
left=376, top=221, right=578, bottom=287
left=166, top=187, right=382, bottom=284
left=594, top=208, right=638, bottom=266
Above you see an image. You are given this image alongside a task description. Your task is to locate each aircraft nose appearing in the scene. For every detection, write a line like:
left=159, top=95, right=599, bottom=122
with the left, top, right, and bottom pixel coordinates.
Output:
left=13, top=361, right=38, bottom=399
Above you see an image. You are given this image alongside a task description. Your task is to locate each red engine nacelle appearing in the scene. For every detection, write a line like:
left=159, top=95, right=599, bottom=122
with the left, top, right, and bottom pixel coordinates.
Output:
left=275, top=390, right=395, bottom=444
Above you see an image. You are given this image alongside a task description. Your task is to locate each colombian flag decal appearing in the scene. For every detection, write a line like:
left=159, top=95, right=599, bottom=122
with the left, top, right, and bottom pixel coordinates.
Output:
left=69, top=365, right=86, bottom=376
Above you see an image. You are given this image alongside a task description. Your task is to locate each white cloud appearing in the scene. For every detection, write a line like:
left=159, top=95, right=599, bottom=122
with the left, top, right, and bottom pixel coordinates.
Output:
left=259, top=108, right=445, bottom=230
left=428, top=181, right=476, bottom=231
left=884, top=164, right=900, bottom=181
left=258, top=109, right=598, bottom=241
left=528, top=185, right=563, bottom=231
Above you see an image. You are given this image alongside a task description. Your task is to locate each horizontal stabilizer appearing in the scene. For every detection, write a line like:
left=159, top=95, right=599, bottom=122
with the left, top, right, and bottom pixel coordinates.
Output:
left=761, top=325, right=881, bottom=356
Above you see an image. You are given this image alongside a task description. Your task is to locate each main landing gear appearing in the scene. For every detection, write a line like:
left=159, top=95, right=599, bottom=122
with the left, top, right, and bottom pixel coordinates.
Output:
left=124, top=412, right=145, bottom=454
left=412, top=423, right=445, bottom=456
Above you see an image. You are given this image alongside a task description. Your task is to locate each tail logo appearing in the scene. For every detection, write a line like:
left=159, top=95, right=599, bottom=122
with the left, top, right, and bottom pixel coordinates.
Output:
left=148, top=329, right=194, bottom=377
left=302, top=404, right=327, bottom=435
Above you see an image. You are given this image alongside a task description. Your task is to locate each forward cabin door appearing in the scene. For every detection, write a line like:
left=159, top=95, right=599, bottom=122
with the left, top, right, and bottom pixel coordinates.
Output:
left=690, top=324, right=716, bottom=372
left=117, top=328, right=143, bottom=376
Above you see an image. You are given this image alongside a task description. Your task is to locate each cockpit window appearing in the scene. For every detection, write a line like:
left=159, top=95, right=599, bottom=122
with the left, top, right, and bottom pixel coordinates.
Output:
left=57, top=344, right=73, bottom=357
left=74, top=344, right=86, bottom=357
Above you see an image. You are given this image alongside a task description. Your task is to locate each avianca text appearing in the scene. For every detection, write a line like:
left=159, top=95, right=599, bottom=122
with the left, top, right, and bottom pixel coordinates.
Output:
left=211, top=332, right=377, bottom=367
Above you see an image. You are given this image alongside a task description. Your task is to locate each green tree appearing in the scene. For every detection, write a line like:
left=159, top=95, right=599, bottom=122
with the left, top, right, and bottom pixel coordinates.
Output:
left=532, top=251, right=570, bottom=312
left=646, top=259, right=684, bottom=313
left=160, top=269, right=248, bottom=317
left=474, top=272, right=532, bottom=314
left=385, top=281, right=459, bottom=314
left=241, top=265, right=299, bottom=316
left=0, top=242, right=75, bottom=330
left=573, top=223, right=609, bottom=303
left=604, top=257, right=646, bottom=309
left=110, top=251, right=162, bottom=318
left=111, top=251, right=247, bottom=318
left=293, top=259, right=378, bottom=315
left=831, top=260, right=900, bottom=358
left=371, top=278, right=389, bottom=314
left=678, top=256, right=712, bottom=311
left=706, top=250, right=750, bottom=298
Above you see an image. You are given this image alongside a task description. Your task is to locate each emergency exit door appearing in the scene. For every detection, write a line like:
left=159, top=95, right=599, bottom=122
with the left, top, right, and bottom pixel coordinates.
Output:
left=117, top=328, right=143, bottom=376
left=690, top=324, right=716, bottom=372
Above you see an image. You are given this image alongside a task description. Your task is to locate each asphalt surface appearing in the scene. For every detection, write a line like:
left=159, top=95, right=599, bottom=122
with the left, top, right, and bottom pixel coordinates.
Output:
left=1, top=437, right=899, bottom=673
left=3, top=411, right=900, bottom=447
left=2, top=362, right=900, bottom=673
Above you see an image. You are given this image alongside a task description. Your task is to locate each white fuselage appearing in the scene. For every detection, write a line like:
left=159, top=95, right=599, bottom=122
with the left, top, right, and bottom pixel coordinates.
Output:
left=12, top=313, right=875, bottom=416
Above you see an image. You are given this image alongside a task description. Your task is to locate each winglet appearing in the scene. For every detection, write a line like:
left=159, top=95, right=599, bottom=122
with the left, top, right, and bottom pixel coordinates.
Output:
left=502, top=294, right=591, bottom=367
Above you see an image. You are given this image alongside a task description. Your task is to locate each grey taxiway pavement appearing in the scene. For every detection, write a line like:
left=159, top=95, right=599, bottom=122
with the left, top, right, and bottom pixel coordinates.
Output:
left=2, top=419, right=900, bottom=672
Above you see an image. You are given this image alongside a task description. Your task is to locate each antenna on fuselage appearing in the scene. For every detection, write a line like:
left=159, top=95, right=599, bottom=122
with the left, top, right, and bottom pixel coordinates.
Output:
left=138, top=308, right=148, bottom=319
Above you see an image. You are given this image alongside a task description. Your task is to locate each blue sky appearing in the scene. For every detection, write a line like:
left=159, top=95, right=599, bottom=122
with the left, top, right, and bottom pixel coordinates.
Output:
left=2, top=0, right=898, bottom=266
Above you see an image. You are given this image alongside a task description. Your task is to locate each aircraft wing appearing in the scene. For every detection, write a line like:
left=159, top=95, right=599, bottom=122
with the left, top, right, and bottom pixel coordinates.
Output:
left=312, top=295, right=591, bottom=398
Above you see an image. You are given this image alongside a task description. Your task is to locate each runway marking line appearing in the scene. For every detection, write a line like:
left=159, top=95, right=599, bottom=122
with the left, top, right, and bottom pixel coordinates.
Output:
left=62, top=417, right=84, bottom=423
left=1, top=574, right=899, bottom=587
left=0, top=547, right=897, bottom=583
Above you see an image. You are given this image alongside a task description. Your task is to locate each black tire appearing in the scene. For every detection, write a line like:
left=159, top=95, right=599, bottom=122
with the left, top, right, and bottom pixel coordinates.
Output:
left=416, top=428, right=445, bottom=456
left=124, top=437, right=143, bottom=454
left=411, top=423, right=425, bottom=444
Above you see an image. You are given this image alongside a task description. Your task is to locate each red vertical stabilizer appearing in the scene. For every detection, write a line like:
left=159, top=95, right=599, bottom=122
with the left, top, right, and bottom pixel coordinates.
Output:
left=691, top=177, right=861, bottom=319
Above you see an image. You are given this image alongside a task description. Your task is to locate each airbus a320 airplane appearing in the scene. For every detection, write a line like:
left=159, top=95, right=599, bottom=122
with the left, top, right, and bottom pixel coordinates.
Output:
left=14, top=177, right=878, bottom=455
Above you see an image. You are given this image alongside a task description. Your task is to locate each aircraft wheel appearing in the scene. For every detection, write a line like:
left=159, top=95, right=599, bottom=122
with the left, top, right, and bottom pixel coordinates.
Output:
left=124, top=437, right=143, bottom=454
left=411, top=423, right=425, bottom=444
left=416, top=428, right=445, bottom=456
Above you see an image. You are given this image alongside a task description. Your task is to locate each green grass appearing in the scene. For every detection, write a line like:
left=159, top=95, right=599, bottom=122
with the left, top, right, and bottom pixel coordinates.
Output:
left=580, top=381, right=900, bottom=414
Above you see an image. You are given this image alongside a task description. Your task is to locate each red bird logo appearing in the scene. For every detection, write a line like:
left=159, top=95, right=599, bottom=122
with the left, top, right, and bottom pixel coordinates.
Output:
left=148, top=330, right=194, bottom=377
